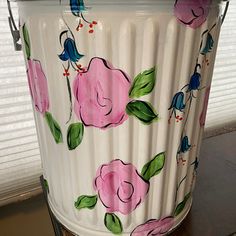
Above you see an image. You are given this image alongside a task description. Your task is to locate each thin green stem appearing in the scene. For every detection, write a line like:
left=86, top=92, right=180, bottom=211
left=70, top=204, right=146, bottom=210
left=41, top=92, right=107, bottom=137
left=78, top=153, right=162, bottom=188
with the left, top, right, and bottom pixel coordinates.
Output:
left=66, top=76, right=72, bottom=124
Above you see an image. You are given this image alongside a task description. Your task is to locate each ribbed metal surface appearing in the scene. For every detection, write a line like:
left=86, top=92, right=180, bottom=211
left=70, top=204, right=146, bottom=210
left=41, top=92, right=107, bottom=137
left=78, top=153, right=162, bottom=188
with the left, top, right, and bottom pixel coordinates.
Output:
left=0, top=0, right=234, bottom=214
left=16, top=2, right=221, bottom=234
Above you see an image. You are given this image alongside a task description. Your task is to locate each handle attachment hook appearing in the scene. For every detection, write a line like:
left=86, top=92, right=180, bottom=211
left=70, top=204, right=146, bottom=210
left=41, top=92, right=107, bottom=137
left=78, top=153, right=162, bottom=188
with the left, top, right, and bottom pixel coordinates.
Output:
left=7, top=0, right=22, bottom=51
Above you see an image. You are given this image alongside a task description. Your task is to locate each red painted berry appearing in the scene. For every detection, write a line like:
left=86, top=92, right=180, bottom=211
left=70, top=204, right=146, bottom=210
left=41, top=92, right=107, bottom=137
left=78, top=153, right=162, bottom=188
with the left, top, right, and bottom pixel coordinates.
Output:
left=89, top=29, right=94, bottom=34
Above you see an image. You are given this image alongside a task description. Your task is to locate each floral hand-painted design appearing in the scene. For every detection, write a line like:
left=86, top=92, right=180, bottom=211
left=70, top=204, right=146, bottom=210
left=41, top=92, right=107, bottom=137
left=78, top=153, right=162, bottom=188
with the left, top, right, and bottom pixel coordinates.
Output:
left=73, top=57, right=131, bottom=129
left=58, top=0, right=97, bottom=123
left=168, top=91, right=185, bottom=123
left=178, top=136, right=191, bottom=154
left=58, top=30, right=85, bottom=124
left=67, top=56, right=158, bottom=150
left=168, top=23, right=215, bottom=125
left=22, top=24, right=63, bottom=144
left=200, top=23, right=216, bottom=66
left=167, top=22, right=217, bottom=217
left=174, top=192, right=191, bottom=217
left=59, top=37, right=84, bottom=64
left=131, top=217, right=174, bottom=236
left=131, top=192, right=191, bottom=236
left=73, top=57, right=158, bottom=130
left=186, top=64, right=202, bottom=94
left=70, top=0, right=85, bottom=16
left=174, top=0, right=212, bottom=29
left=43, top=177, right=49, bottom=194
left=69, top=0, right=97, bottom=33
left=201, top=32, right=214, bottom=56
left=27, top=59, right=49, bottom=114
left=168, top=22, right=217, bottom=212
left=94, top=159, right=150, bottom=215
left=75, top=152, right=165, bottom=234
left=58, top=8, right=158, bottom=150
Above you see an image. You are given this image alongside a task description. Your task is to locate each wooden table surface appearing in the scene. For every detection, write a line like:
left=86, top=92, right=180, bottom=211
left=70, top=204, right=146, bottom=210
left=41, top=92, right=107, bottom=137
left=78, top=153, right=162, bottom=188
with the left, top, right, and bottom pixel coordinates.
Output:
left=0, top=131, right=236, bottom=236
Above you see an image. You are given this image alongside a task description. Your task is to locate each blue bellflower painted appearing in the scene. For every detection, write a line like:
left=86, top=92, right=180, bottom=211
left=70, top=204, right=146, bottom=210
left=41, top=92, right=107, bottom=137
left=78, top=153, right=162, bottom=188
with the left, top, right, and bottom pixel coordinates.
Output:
left=70, top=0, right=85, bottom=17
left=169, top=92, right=185, bottom=112
left=168, top=91, right=186, bottom=122
left=186, top=63, right=202, bottom=93
left=201, top=33, right=214, bottom=55
left=178, top=136, right=191, bottom=154
left=59, top=38, right=84, bottom=63
left=187, top=72, right=201, bottom=92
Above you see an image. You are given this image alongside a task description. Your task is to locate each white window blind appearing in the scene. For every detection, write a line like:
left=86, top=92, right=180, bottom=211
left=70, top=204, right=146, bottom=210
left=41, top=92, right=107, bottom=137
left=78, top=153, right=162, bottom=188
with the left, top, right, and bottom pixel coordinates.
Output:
left=206, top=2, right=236, bottom=129
left=0, top=0, right=235, bottom=205
left=0, top=0, right=42, bottom=206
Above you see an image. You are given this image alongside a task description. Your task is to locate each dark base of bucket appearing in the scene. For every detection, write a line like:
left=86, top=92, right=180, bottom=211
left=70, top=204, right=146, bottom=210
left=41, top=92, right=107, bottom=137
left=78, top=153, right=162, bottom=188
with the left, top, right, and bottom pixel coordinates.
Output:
left=40, top=176, right=75, bottom=236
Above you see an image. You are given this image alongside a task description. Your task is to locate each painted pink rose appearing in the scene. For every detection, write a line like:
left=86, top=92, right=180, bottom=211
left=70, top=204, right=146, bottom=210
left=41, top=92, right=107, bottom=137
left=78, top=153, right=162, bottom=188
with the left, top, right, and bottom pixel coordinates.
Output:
left=174, top=0, right=212, bottom=29
left=94, top=159, right=149, bottom=215
left=131, top=217, right=174, bottom=236
left=199, top=86, right=211, bottom=127
left=27, top=59, right=49, bottom=114
left=73, top=57, right=131, bottom=129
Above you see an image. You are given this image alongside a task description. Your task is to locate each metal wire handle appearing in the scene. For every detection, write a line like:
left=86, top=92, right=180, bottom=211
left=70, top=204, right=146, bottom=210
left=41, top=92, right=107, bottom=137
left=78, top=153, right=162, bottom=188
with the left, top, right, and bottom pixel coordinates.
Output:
left=7, top=0, right=22, bottom=51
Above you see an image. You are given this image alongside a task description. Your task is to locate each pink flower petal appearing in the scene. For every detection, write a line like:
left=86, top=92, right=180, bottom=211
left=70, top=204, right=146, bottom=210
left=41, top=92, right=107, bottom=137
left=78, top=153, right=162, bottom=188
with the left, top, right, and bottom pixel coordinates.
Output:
left=94, top=159, right=149, bottom=215
left=73, top=57, right=131, bottom=129
left=131, top=217, right=174, bottom=236
left=27, top=59, right=49, bottom=114
left=174, top=0, right=212, bottom=29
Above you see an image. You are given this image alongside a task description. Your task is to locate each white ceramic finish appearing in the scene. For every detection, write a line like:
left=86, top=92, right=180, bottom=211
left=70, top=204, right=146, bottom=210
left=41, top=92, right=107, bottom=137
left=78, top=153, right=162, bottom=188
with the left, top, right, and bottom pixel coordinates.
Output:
left=17, top=1, right=222, bottom=235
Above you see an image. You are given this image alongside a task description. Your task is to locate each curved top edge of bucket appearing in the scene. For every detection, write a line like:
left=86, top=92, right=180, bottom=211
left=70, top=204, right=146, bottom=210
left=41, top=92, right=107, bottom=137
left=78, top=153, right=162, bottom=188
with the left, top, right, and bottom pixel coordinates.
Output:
left=10, top=0, right=228, bottom=4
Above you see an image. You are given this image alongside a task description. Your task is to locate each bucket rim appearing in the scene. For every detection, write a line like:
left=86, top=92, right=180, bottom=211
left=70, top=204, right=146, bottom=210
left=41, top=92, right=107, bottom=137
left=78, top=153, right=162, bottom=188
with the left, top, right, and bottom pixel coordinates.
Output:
left=10, top=0, right=228, bottom=4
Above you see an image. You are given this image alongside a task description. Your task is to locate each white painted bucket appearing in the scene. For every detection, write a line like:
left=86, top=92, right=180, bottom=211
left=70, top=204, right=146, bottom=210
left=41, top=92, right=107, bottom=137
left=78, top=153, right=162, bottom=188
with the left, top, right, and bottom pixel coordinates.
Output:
left=13, top=0, right=227, bottom=235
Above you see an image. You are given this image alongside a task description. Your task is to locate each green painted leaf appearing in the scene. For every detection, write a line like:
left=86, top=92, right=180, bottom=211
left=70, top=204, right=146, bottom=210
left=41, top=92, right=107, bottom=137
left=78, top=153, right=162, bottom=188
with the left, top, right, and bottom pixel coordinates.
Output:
left=44, top=179, right=49, bottom=193
left=126, top=100, right=158, bottom=124
left=67, top=122, right=84, bottom=150
left=141, top=152, right=165, bottom=181
left=104, top=213, right=123, bottom=235
left=129, top=67, right=156, bottom=98
left=45, top=112, right=63, bottom=144
left=174, top=193, right=191, bottom=217
left=74, top=195, right=98, bottom=210
left=22, top=24, right=31, bottom=59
